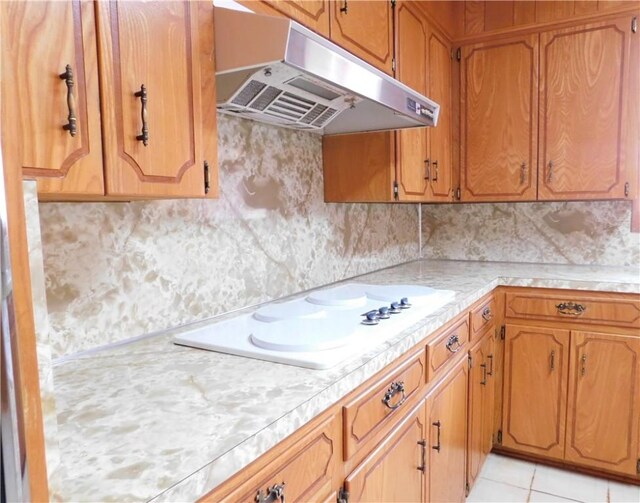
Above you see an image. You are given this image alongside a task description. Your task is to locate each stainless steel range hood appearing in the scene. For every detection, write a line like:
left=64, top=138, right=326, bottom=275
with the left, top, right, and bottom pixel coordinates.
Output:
left=214, top=6, right=440, bottom=135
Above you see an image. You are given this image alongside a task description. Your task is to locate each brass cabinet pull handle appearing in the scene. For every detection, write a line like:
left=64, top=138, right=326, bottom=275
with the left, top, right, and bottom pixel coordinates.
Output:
left=445, top=334, right=462, bottom=353
left=432, top=421, right=441, bottom=452
left=520, top=162, right=527, bottom=184
left=135, top=84, right=149, bottom=146
left=382, top=381, right=406, bottom=410
left=482, top=307, right=493, bottom=322
left=487, top=354, right=494, bottom=376
left=340, top=0, right=348, bottom=13
left=59, top=64, right=77, bottom=137
left=424, top=159, right=430, bottom=180
left=480, top=363, right=487, bottom=385
left=581, top=354, right=587, bottom=376
left=432, top=160, right=439, bottom=181
left=417, top=440, right=427, bottom=472
left=550, top=350, right=555, bottom=371
left=547, top=160, right=554, bottom=182
left=556, top=302, right=586, bottom=316
left=255, top=483, right=285, bottom=503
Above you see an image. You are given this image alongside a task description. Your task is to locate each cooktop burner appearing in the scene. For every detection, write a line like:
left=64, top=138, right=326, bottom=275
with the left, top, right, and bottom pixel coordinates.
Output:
left=174, top=283, right=455, bottom=369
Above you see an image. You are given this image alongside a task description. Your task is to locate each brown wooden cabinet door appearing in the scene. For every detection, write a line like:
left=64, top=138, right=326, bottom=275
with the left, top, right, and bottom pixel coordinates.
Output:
left=330, top=0, right=394, bottom=75
left=467, top=333, right=495, bottom=490
left=538, top=17, right=637, bottom=200
left=245, top=1, right=330, bottom=38
left=96, top=1, right=217, bottom=198
left=427, top=28, right=453, bottom=201
left=1, top=0, right=105, bottom=198
left=395, top=1, right=429, bottom=201
left=345, top=402, right=425, bottom=502
left=503, top=325, right=569, bottom=461
left=428, top=360, right=468, bottom=503
left=565, top=331, right=640, bottom=476
left=460, top=34, right=538, bottom=202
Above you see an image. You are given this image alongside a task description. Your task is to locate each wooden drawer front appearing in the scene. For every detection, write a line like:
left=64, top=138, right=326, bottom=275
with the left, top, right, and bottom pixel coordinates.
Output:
left=470, top=297, right=496, bottom=341
left=505, top=291, right=640, bottom=329
left=212, top=413, right=341, bottom=503
left=343, top=350, right=425, bottom=460
left=427, top=317, right=470, bottom=381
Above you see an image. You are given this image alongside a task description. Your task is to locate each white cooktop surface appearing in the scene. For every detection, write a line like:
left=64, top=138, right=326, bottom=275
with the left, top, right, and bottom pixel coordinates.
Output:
left=174, top=283, right=455, bottom=369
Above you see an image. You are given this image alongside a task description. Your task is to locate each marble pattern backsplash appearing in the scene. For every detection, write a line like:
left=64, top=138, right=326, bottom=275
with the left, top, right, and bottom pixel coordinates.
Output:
left=422, top=201, right=639, bottom=267
left=39, top=115, right=419, bottom=358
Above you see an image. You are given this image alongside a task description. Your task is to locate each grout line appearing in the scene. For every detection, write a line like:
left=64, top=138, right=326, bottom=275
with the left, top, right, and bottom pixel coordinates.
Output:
left=529, top=489, right=584, bottom=503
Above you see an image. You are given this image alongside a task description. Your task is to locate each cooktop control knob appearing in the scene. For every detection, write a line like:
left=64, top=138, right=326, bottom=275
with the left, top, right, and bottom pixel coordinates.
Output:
left=378, top=306, right=390, bottom=319
left=362, top=310, right=380, bottom=325
left=400, top=297, right=411, bottom=308
left=389, top=302, right=402, bottom=314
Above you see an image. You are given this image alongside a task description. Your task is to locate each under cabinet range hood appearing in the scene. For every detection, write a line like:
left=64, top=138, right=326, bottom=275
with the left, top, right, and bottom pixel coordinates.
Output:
left=214, top=6, right=440, bottom=135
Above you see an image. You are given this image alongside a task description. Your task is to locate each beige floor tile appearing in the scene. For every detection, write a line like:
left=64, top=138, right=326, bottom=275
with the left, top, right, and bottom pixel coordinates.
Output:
left=532, top=465, right=608, bottom=503
left=467, top=478, right=530, bottom=503
left=608, top=480, right=640, bottom=503
left=528, top=490, right=583, bottom=502
left=478, top=453, right=537, bottom=490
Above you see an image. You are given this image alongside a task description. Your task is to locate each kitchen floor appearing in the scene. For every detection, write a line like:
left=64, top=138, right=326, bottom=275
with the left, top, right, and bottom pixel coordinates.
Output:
left=467, top=454, right=640, bottom=503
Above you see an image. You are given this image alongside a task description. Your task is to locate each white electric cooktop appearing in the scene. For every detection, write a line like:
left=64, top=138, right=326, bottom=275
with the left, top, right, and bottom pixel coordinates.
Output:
left=174, top=283, right=455, bottom=369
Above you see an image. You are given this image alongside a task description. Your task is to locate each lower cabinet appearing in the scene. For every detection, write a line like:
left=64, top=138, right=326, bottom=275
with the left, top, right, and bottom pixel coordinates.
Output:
left=565, top=331, right=640, bottom=476
left=344, top=401, right=426, bottom=502
left=502, top=324, right=570, bottom=461
left=467, top=332, right=496, bottom=490
left=427, top=359, right=468, bottom=503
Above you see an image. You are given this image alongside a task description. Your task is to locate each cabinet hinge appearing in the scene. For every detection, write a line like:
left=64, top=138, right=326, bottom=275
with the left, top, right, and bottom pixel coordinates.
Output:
left=632, top=16, right=637, bottom=33
left=636, top=458, right=640, bottom=474
left=392, top=57, right=396, bottom=72
left=497, top=430, right=503, bottom=445
left=624, top=182, right=630, bottom=197
left=338, top=487, right=350, bottom=503
left=465, top=482, right=470, bottom=496
left=390, top=0, right=396, bottom=8
left=456, top=47, right=461, bottom=61
left=468, top=354, right=473, bottom=369
left=455, top=187, right=461, bottom=201
left=393, top=180, right=399, bottom=200
left=204, top=161, right=210, bottom=194
left=500, top=325, right=505, bottom=340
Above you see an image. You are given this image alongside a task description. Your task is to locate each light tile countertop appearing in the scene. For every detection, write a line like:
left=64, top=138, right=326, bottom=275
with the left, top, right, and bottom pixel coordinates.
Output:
left=50, top=260, right=640, bottom=502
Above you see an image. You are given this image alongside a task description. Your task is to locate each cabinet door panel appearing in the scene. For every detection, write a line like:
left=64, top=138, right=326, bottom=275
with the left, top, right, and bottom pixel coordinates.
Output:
left=503, top=325, right=569, bottom=460
left=345, top=402, right=425, bottom=503
left=395, top=2, right=429, bottom=201
left=330, top=0, right=394, bottom=75
left=97, top=1, right=217, bottom=198
left=461, top=35, right=538, bottom=201
left=565, top=332, right=640, bottom=475
left=538, top=18, right=635, bottom=200
left=428, top=29, right=453, bottom=201
left=2, top=0, right=104, bottom=198
left=428, top=361, right=468, bottom=503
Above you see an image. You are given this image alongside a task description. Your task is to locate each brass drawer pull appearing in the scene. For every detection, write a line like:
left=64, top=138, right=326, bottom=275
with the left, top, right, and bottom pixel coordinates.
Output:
left=556, top=302, right=586, bottom=316
left=482, top=307, right=493, bottom=322
left=432, top=160, right=439, bottom=181
left=581, top=354, right=587, bottom=376
left=340, top=0, right=348, bottom=14
left=256, top=483, right=285, bottom=503
left=520, top=161, right=527, bottom=184
left=382, top=381, right=406, bottom=410
left=417, top=440, right=427, bottom=472
left=59, top=64, right=77, bottom=137
left=487, top=354, right=494, bottom=376
left=547, top=160, right=554, bottom=182
left=432, top=421, right=441, bottom=452
left=445, top=334, right=462, bottom=353
left=550, top=350, right=555, bottom=371
left=480, top=363, right=487, bottom=385
left=424, top=159, right=430, bottom=180
left=134, top=84, right=149, bottom=146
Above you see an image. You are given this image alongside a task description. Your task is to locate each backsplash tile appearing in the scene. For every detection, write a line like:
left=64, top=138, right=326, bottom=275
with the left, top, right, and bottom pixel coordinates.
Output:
left=422, top=201, right=639, bottom=267
left=39, top=115, right=419, bottom=358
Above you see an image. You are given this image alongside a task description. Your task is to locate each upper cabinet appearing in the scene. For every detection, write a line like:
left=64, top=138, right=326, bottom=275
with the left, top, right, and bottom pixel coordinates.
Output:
left=460, top=34, right=539, bottom=202
left=2, top=1, right=105, bottom=198
left=459, top=13, right=638, bottom=203
left=1, top=0, right=218, bottom=201
left=323, top=2, right=454, bottom=203
left=538, top=18, right=638, bottom=200
left=329, top=0, right=395, bottom=75
left=244, top=0, right=330, bottom=38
